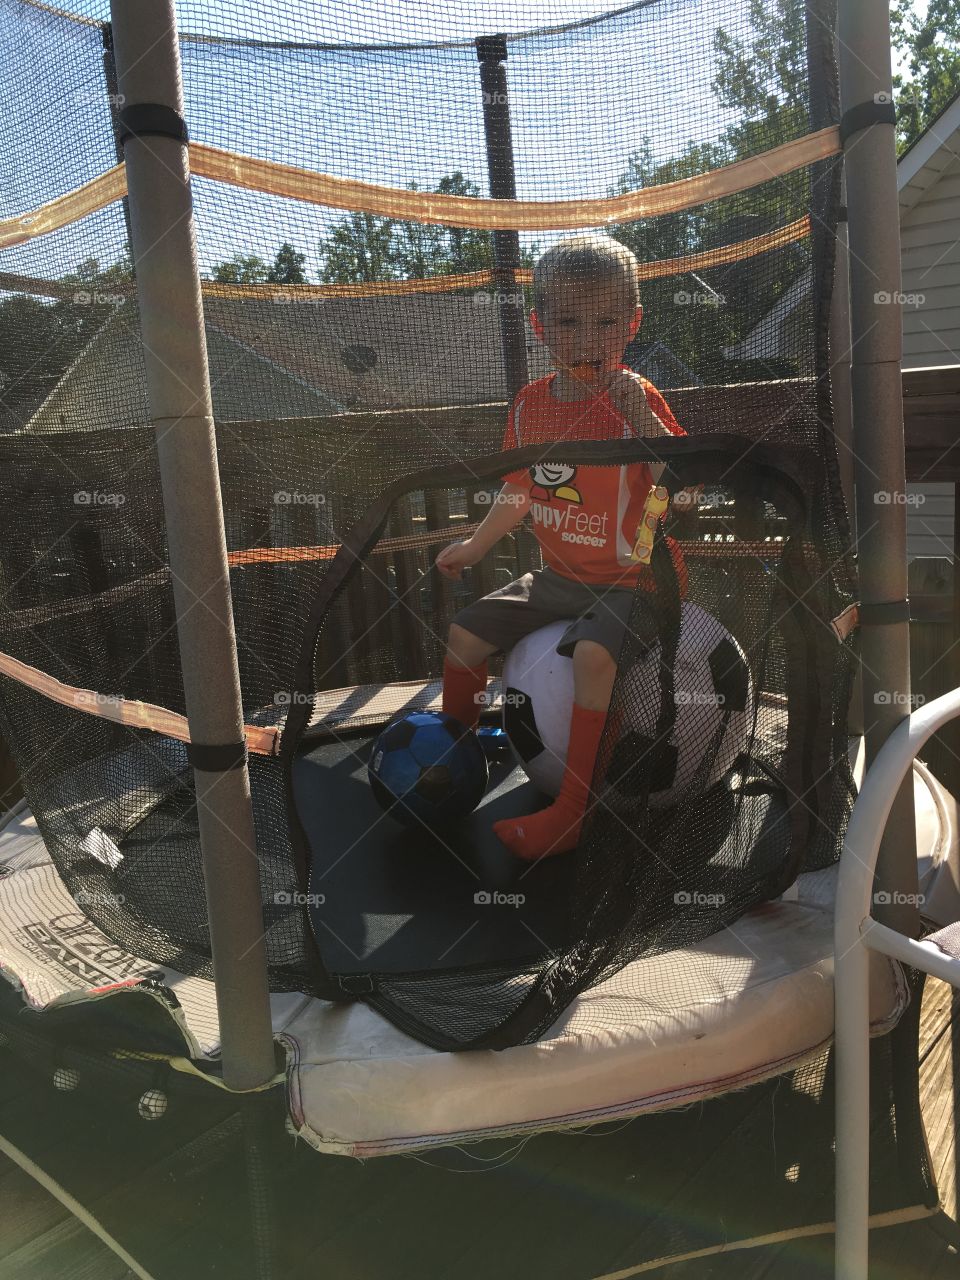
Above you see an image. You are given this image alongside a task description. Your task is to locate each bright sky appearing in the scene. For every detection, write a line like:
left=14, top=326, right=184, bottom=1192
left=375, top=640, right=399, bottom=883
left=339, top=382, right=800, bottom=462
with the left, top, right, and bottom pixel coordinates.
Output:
left=4, top=0, right=826, bottom=282
left=50, top=1, right=683, bottom=45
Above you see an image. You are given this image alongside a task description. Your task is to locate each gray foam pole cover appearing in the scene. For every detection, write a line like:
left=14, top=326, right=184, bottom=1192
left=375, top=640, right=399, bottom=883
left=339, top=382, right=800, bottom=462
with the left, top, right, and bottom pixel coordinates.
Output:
left=830, top=172, right=864, bottom=736
left=477, top=42, right=529, bottom=402
left=110, top=0, right=276, bottom=1089
left=838, top=0, right=919, bottom=931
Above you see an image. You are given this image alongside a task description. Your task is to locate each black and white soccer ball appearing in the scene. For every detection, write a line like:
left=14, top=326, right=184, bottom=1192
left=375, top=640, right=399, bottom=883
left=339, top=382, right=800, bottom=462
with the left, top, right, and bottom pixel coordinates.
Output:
left=501, top=604, right=754, bottom=807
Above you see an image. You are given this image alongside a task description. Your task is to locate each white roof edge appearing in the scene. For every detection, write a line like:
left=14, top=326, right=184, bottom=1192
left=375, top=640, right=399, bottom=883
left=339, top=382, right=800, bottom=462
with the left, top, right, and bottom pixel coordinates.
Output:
left=898, top=93, right=960, bottom=207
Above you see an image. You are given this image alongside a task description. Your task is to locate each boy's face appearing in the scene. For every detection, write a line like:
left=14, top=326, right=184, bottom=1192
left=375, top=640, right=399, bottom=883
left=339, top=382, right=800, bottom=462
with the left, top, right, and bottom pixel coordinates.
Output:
left=531, top=276, right=641, bottom=383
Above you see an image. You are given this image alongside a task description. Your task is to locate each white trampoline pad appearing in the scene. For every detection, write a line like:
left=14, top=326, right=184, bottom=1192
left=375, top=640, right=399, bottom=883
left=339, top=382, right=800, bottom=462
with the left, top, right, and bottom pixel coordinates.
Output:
left=1, top=742, right=952, bottom=1158
left=283, top=886, right=907, bottom=1157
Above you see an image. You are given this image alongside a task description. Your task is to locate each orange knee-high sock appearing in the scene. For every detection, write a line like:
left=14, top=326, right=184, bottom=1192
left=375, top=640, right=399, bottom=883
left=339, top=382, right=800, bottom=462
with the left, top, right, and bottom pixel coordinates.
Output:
left=494, top=702, right=607, bottom=860
left=441, top=657, right=488, bottom=731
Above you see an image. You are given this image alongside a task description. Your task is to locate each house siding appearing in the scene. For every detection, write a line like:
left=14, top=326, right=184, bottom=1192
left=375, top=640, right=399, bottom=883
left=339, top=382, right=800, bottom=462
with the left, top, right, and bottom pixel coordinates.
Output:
left=900, top=155, right=960, bottom=364
left=900, top=153, right=960, bottom=563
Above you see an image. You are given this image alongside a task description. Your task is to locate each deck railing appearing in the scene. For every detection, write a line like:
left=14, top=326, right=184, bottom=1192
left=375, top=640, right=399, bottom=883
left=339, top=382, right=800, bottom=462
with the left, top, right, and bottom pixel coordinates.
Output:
left=0, top=366, right=956, bottom=808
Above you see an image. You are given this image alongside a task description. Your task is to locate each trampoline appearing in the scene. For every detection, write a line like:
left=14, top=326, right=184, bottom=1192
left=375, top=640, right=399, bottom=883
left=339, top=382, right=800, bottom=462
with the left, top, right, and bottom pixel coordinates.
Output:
left=0, top=0, right=956, bottom=1275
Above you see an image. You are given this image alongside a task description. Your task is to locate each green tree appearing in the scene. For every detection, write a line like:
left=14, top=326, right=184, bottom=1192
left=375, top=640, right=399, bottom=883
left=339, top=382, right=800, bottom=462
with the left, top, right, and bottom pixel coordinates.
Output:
left=317, top=211, right=399, bottom=283
left=606, top=0, right=817, bottom=385
left=317, top=172, right=517, bottom=284
left=892, top=0, right=960, bottom=153
left=711, top=0, right=809, bottom=226
left=211, top=254, right=270, bottom=284
left=390, top=186, right=446, bottom=279
left=392, top=173, right=498, bottom=278
left=608, top=139, right=733, bottom=385
left=266, top=242, right=307, bottom=284
left=434, top=172, right=494, bottom=275
left=611, top=138, right=729, bottom=262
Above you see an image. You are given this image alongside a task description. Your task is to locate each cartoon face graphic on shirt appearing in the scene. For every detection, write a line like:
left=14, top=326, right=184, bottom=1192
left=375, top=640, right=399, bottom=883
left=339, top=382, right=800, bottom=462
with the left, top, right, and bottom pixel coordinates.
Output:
left=528, top=462, right=582, bottom=503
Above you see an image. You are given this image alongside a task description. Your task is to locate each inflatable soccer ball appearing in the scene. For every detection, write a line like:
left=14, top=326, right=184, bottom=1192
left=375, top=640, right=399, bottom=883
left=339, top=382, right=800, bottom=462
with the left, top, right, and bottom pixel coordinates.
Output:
left=501, top=604, right=754, bottom=807
left=368, top=710, right=489, bottom=829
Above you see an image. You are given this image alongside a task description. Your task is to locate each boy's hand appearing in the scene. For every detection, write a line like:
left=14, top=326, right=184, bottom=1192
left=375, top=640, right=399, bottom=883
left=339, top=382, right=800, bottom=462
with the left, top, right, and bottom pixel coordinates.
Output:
left=435, top=539, right=480, bottom=581
left=603, top=369, right=667, bottom=436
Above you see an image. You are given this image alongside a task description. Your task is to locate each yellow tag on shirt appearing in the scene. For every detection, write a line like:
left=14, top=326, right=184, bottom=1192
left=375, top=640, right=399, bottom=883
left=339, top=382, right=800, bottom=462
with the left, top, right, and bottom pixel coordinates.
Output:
left=630, top=485, right=669, bottom=563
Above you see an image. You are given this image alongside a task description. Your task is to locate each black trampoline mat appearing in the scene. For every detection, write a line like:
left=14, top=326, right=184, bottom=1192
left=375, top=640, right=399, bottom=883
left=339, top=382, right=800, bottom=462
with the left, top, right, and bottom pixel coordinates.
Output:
left=294, top=734, right=576, bottom=975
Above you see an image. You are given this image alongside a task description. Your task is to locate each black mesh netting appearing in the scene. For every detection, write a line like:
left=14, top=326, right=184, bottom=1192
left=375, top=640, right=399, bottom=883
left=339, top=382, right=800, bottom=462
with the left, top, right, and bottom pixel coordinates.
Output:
left=0, top=0, right=865, bottom=1054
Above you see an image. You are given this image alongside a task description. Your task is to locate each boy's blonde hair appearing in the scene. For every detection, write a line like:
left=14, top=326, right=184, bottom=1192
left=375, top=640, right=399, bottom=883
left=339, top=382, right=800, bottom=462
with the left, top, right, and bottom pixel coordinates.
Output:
left=532, top=234, right=640, bottom=317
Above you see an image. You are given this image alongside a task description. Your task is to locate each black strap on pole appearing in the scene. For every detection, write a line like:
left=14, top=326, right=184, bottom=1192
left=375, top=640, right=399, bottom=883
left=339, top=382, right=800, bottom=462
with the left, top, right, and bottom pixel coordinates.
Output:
left=186, top=740, right=249, bottom=772
left=116, top=103, right=189, bottom=148
left=859, top=598, right=911, bottom=626
left=476, top=33, right=529, bottom=403
left=839, top=98, right=896, bottom=145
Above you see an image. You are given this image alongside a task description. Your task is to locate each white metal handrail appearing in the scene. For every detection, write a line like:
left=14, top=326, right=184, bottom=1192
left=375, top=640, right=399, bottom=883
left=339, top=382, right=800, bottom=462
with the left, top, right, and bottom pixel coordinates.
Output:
left=835, top=686, right=960, bottom=1278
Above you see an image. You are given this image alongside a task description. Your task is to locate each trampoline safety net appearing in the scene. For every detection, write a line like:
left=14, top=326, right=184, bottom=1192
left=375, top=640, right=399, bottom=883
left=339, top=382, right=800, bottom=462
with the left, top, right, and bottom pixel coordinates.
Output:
left=0, top=0, right=862, bottom=1053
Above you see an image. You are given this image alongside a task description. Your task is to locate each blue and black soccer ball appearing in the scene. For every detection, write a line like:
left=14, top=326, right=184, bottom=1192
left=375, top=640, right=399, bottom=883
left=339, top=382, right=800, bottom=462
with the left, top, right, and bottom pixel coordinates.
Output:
left=368, top=710, right=489, bottom=830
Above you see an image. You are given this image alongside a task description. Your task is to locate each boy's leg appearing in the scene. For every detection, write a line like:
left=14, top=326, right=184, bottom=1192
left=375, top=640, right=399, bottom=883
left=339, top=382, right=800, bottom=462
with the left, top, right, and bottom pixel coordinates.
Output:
left=442, top=572, right=565, bottom=731
left=572, top=638, right=618, bottom=709
left=491, top=573, right=643, bottom=859
left=493, top=640, right=616, bottom=859
left=442, top=624, right=498, bottom=731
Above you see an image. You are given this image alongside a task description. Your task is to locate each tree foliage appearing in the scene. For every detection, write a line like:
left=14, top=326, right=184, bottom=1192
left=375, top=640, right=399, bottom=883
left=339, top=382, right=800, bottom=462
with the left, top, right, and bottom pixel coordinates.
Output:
left=608, top=139, right=734, bottom=384
left=892, top=0, right=960, bottom=153
left=211, top=243, right=308, bottom=284
left=267, top=242, right=307, bottom=284
left=317, top=211, right=399, bottom=283
left=316, top=171, right=507, bottom=283
left=211, top=253, right=270, bottom=284
left=607, top=0, right=832, bottom=385
left=711, top=0, right=809, bottom=226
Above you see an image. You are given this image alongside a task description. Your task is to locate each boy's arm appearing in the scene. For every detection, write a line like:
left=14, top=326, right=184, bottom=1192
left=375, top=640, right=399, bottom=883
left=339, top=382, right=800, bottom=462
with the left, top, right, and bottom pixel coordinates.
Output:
left=435, top=481, right=530, bottom=580
left=467, top=482, right=530, bottom=557
left=607, top=371, right=700, bottom=503
left=606, top=370, right=673, bottom=440
left=606, top=371, right=672, bottom=487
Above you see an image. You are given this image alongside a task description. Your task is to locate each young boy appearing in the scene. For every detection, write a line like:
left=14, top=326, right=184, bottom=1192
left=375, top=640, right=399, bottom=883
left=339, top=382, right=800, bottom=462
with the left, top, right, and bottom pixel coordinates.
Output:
left=436, top=234, right=690, bottom=861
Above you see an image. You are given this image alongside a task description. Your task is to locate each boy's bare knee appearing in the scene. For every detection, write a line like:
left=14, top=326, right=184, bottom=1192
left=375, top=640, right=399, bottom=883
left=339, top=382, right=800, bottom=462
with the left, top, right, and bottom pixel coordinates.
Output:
left=448, top=623, right=473, bottom=658
left=448, top=623, right=495, bottom=667
left=573, top=639, right=615, bottom=677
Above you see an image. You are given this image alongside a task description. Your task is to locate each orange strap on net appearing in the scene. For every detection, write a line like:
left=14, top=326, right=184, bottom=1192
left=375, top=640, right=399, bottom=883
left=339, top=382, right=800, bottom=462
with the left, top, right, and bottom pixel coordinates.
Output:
left=0, top=651, right=281, bottom=756
left=0, top=123, right=835, bottom=249
left=0, top=214, right=811, bottom=299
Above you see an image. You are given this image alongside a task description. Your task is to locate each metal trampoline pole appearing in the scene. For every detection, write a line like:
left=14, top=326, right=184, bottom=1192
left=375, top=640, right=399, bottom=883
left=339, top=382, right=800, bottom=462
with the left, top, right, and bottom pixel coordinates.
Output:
left=477, top=35, right=529, bottom=403
left=830, top=170, right=865, bottom=736
left=837, top=0, right=919, bottom=1272
left=837, top=0, right=919, bottom=932
left=108, top=0, right=277, bottom=1094
left=830, top=174, right=856, bottom=541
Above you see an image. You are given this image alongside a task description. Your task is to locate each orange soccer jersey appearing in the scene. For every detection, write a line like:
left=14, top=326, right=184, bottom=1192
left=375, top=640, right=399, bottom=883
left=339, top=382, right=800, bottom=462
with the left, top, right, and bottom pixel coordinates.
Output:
left=501, top=369, right=689, bottom=594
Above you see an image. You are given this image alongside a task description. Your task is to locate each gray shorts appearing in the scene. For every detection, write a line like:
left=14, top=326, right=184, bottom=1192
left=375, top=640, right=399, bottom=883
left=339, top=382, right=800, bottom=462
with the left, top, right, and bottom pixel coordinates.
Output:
left=452, top=566, right=658, bottom=663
